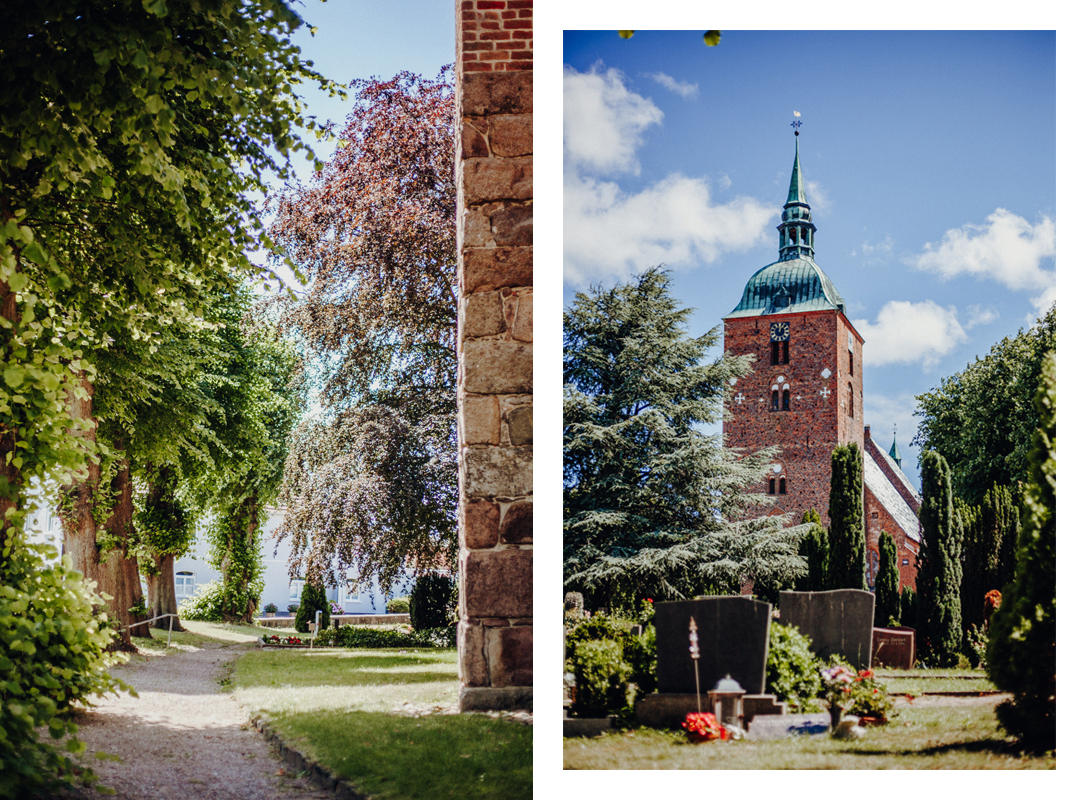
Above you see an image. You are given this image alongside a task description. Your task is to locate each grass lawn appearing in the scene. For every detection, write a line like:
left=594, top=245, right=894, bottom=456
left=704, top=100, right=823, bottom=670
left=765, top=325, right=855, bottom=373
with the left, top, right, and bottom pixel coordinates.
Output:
left=231, top=647, right=532, bottom=800
left=564, top=700, right=1054, bottom=769
left=878, top=669, right=996, bottom=694
left=131, top=619, right=274, bottom=654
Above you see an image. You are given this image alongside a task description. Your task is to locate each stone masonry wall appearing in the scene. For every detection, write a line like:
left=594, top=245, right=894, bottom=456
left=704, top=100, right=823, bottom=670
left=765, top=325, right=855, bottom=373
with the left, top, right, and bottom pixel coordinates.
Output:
left=724, top=309, right=864, bottom=526
left=455, top=0, right=533, bottom=712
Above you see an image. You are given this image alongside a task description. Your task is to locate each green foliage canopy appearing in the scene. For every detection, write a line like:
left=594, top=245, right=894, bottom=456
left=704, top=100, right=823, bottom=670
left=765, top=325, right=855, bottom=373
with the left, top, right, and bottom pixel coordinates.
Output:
left=916, top=450, right=963, bottom=665
left=913, top=306, right=1054, bottom=505
left=563, top=268, right=805, bottom=606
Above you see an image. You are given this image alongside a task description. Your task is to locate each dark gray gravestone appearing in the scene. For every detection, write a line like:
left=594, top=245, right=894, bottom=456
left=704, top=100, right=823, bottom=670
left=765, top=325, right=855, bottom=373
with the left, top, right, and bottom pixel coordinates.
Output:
left=778, top=589, right=875, bottom=670
left=655, top=597, right=772, bottom=695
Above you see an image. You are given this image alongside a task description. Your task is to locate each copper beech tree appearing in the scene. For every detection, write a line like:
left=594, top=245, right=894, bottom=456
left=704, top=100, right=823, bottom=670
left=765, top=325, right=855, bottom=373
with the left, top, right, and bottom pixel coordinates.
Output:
left=269, top=70, right=458, bottom=593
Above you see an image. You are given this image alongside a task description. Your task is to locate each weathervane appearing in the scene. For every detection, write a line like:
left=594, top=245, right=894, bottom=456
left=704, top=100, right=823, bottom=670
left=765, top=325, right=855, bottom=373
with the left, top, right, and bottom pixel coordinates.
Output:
left=792, top=110, right=802, bottom=136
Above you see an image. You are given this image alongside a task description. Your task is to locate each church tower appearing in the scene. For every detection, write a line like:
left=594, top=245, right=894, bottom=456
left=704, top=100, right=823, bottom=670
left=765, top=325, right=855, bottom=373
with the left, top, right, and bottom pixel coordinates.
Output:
left=722, top=129, right=865, bottom=526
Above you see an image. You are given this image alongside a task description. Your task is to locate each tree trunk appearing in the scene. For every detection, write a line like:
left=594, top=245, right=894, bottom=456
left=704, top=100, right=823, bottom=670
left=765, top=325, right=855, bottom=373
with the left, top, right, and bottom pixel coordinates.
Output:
left=61, top=380, right=151, bottom=649
left=221, top=492, right=260, bottom=625
left=147, top=552, right=185, bottom=631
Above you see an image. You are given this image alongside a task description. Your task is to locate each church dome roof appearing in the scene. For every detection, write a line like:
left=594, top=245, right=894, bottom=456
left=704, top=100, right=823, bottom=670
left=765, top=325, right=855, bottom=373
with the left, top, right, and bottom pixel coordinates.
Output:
left=725, top=255, right=847, bottom=318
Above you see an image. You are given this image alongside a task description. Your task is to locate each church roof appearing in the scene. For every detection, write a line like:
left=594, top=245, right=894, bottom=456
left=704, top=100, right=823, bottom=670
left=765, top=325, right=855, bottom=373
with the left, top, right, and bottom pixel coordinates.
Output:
left=725, top=255, right=848, bottom=318
left=863, top=450, right=921, bottom=544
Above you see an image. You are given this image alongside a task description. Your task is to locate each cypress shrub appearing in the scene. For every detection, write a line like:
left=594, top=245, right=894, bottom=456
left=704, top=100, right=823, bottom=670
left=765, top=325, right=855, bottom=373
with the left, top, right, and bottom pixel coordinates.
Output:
left=295, top=579, right=332, bottom=633
left=900, top=585, right=918, bottom=629
left=409, top=573, right=457, bottom=630
left=828, top=443, right=866, bottom=590
left=797, top=509, right=829, bottom=592
left=874, top=531, right=901, bottom=628
left=765, top=622, right=822, bottom=713
left=917, top=450, right=963, bottom=665
left=571, top=639, right=632, bottom=717
left=986, top=352, right=1055, bottom=750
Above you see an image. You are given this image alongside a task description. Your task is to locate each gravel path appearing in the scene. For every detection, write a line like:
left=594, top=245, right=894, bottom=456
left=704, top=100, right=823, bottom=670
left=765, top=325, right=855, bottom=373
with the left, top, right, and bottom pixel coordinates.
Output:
left=65, top=641, right=333, bottom=800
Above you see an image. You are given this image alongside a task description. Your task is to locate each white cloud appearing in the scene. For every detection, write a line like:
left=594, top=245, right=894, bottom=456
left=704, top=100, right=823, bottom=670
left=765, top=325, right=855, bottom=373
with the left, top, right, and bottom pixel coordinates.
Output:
left=563, top=64, right=663, bottom=176
left=804, top=179, right=830, bottom=213
left=910, top=208, right=1056, bottom=312
left=863, top=393, right=919, bottom=477
left=854, top=300, right=967, bottom=369
left=719, top=174, right=733, bottom=190
left=564, top=173, right=778, bottom=285
left=964, top=304, right=999, bottom=329
left=647, top=71, right=699, bottom=99
left=861, top=235, right=894, bottom=257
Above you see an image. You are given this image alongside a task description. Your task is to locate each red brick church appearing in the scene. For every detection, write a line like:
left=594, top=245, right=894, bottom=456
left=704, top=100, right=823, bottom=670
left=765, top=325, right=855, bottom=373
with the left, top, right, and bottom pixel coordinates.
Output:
left=722, top=132, right=920, bottom=591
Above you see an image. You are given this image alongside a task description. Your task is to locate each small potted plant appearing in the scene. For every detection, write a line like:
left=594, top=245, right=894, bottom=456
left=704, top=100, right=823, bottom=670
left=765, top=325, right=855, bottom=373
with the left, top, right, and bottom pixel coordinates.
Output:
left=263, top=603, right=278, bottom=616
left=287, top=604, right=299, bottom=614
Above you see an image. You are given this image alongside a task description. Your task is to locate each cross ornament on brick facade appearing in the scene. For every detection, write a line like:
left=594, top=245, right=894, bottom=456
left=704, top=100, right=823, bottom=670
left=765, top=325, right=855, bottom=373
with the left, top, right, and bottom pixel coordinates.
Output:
left=819, top=387, right=831, bottom=400
left=734, top=392, right=745, bottom=404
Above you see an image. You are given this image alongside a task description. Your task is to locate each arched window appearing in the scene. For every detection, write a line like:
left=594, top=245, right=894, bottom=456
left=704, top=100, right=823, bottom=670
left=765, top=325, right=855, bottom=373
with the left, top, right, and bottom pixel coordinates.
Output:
left=848, top=383, right=855, bottom=418
left=801, top=228, right=808, bottom=245
left=782, top=389, right=791, bottom=411
left=779, top=477, right=787, bottom=494
left=789, top=227, right=797, bottom=244
left=768, top=478, right=776, bottom=495
left=771, top=389, right=779, bottom=411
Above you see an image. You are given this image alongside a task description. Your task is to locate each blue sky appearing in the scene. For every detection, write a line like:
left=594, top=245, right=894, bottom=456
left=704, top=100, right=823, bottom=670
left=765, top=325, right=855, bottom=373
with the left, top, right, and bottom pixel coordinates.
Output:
left=563, top=30, right=1055, bottom=490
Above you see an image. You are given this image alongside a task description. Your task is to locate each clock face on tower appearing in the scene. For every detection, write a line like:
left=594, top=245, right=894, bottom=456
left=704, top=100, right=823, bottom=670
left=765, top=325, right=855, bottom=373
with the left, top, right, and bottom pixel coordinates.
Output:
left=770, top=321, right=790, bottom=342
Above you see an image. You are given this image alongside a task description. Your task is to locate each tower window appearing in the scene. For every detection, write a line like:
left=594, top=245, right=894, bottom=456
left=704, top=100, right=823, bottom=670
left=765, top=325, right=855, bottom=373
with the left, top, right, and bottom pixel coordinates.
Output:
left=782, top=389, right=790, bottom=411
left=771, top=341, right=779, bottom=365
left=768, top=478, right=776, bottom=495
left=801, top=228, right=808, bottom=245
left=789, top=227, right=797, bottom=244
left=771, top=389, right=779, bottom=411
left=848, top=383, right=855, bottom=418
left=849, top=351, right=854, bottom=376
left=779, top=478, right=787, bottom=494
left=782, top=340, right=789, bottom=364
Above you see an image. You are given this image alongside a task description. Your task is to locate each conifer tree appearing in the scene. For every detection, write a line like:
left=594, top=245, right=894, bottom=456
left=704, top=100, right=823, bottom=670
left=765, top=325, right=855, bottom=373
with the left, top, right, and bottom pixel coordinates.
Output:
left=295, top=579, right=332, bottom=634
left=916, top=449, right=963, bottom=665
left=797, top=509, right=829, bottom=591
left=986, top=352, right=1055, bottom=749
left=828, top=443, right=865, bottom=589
left=563, top=268, right=804, bottom=608
left=874, top=531, right=901, bottom=627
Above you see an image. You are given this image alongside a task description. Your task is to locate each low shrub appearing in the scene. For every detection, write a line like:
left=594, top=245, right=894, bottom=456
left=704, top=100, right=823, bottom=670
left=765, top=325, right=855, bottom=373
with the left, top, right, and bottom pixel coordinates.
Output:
left=263, top=603, right=278, bottom=615
left=0, top=539, right=131, bottom=797
left=313, top=624, right=456, bottom=649
left=178, top=580, right=226, bottom=622
left=848, top=669, right=895, bottom=720
left=624, top=626, right=656, bottom=698
left=287, top=604, right=299, bottom=613
left=765, top=622, right=822, bottom=713
left=564, top=612, right=628, bottom=660
left=386, top=597, right=410, bottom=614
left=571, top=639, right=631, bottom=717
left=410, top=573, right=457, bottom=630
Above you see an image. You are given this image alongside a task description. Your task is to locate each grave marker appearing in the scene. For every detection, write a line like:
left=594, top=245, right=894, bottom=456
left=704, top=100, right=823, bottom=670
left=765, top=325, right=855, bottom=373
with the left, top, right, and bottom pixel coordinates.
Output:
left=778, top=589, right=875, bottom=669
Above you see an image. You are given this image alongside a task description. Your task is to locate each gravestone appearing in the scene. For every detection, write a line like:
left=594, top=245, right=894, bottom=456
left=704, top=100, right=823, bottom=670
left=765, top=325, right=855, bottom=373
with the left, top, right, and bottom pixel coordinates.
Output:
left=655, top=596, right=772, bottom=696
left=872, top=626, right=915, bottom=669
left=778, top=589, right=875, bottom=670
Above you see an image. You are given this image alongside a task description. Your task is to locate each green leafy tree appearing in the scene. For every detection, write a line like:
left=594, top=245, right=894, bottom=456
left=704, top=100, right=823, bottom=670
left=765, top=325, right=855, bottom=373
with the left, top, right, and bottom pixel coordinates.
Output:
left=797, top=509, right=829, bottom=591
left=269, top=70, right=457, bottom=592
left=1, top=0, right=335, bottom=642
left=913, top=306, right=1054, bottom=505
left=987, top=352, right=1055, bottom=750
left=874, top=531, right=901, bottom=628
left=563, top=268, right=804, bottom=608
left=828, top=443, right=865, bottom=590
left=916, top=450, right=963, bottom=665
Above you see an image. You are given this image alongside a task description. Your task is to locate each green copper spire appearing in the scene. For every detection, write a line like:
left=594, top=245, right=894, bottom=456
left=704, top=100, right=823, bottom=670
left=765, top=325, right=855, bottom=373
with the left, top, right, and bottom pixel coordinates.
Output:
left=777, top=124, right=816, bottom=262
left=787, top=138, right=807, bottom=205
left=889, top=432, right=902, bottom=467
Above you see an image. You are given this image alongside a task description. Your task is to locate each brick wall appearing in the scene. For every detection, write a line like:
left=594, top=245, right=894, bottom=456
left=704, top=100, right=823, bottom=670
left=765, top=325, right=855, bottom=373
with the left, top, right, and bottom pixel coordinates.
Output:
left=723, top=309, right=864, bottom=525
left=455, top=0, right=532, bottom=712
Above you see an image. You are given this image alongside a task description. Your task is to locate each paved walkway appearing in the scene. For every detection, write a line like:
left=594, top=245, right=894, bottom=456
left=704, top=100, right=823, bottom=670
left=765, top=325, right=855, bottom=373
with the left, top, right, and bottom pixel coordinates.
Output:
left=66, top=642, right=332, bottom=800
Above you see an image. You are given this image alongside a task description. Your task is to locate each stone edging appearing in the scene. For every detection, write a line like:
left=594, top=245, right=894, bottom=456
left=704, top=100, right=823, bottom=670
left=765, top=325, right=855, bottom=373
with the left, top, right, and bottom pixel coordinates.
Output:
left=250, top=714, right=368, bottom=799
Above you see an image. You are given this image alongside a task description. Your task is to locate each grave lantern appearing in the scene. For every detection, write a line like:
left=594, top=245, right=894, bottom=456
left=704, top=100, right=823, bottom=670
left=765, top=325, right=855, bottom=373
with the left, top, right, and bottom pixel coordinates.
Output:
left=708, top=675, right=745, bottom=727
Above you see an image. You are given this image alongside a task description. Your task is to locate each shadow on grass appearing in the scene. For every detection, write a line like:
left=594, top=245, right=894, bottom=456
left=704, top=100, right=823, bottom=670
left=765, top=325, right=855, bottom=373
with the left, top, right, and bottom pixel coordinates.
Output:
left=840, top=737, right=1018, bottom=758
left=270, top=708, right=531, bottom=800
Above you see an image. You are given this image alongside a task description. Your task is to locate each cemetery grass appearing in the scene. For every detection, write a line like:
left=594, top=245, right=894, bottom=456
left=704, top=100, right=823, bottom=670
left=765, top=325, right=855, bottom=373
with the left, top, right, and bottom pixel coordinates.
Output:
left=564, top=700, right=1055, bottom=769
left=132, top=619, right=277, bottom=654
left=230, top=648, right=533, bottom=800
